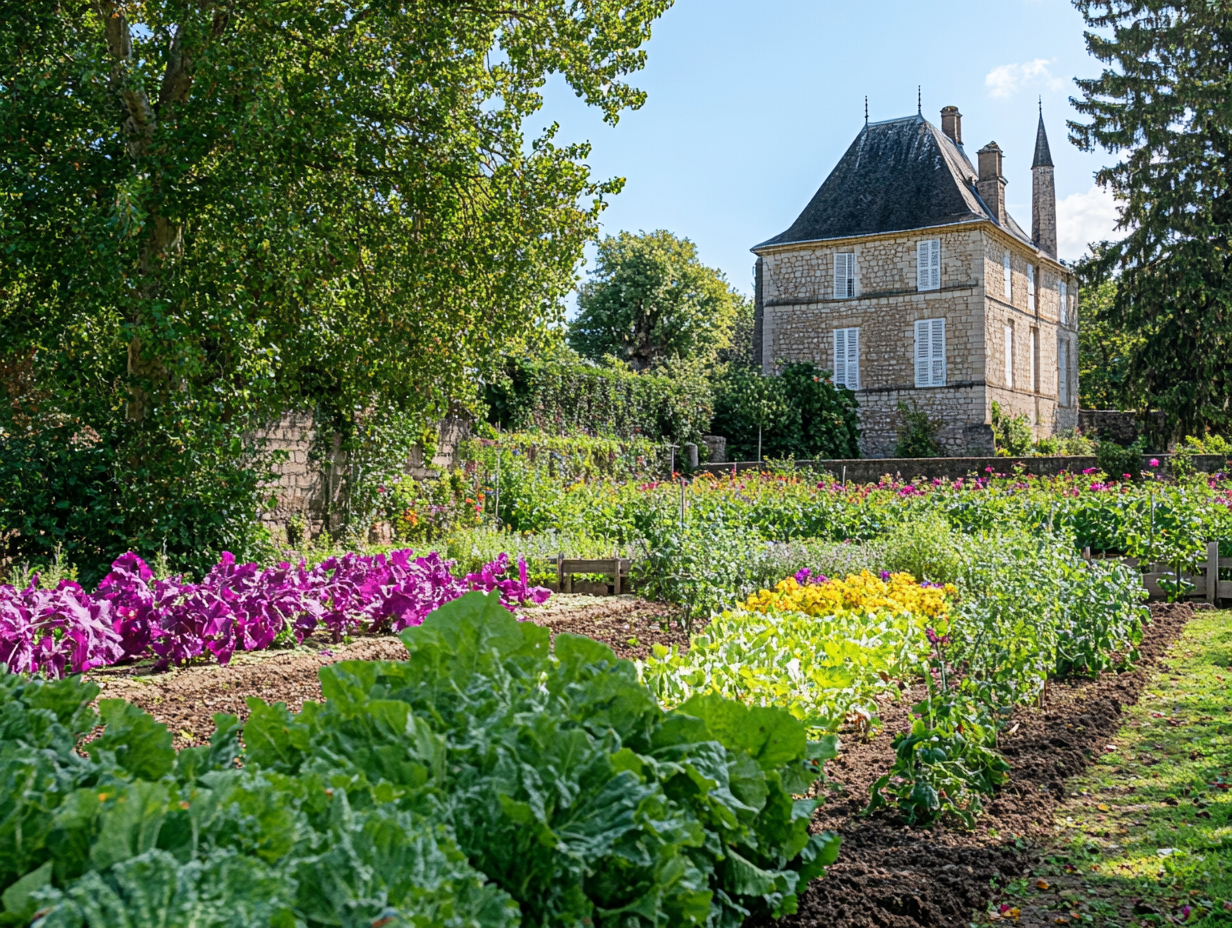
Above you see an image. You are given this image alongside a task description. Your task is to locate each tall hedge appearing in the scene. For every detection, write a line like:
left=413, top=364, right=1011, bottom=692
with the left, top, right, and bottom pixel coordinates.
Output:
left=483, top=357, right=712, bottom=444
left=711, top=362, right=861, bottom=461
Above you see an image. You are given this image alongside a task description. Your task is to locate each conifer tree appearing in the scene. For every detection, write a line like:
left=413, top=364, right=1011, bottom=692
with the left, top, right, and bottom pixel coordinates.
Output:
left=1070, top=0, right=1232, bottom=439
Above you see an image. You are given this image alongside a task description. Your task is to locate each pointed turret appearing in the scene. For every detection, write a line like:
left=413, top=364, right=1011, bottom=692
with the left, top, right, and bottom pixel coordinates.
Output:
left=1032, top=106, right=1058, bottom=258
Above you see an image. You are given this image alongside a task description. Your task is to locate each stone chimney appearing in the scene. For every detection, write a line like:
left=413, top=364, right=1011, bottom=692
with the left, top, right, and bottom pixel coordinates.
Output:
left=940, top=106, right=962, bottom=145
left=977, top=142, right=1008, bottom=227
left=1032, top=111, right=1058, bottom=258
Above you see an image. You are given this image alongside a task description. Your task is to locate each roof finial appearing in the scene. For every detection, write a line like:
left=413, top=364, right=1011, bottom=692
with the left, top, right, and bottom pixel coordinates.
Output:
left=918, top=85, right=922, bottom=115
left=865, top=96, right=869, bottom=125
left=1039, top=95, right=1043, bottom=116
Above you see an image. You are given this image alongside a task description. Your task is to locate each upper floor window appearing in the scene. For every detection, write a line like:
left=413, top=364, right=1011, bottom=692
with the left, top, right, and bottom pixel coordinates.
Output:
left=833, top=252, right=856, bottom=299
left=1003, top=251, right=1012, bottom=302
left=1027, top=265, right=1036, bottom=309
left=914, top=318, right=946, bottom=387
left=1059, top=280, right=1069, bottom=325
left=916, top=239, right=941, bottom=292
left=833, top=327, right=860, bottom=390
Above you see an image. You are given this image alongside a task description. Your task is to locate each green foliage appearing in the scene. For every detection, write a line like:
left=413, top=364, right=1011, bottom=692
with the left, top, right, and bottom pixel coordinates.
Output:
left=882, top=515, right=963, bottom=585
left=1096, top=439, right=1145, bottom=483
left=484, top=354, right=713, bottom=445
left=0, top=593, right=841, bottom=928
left=0, top=418, right=276, bottom=584
left=1035, top=430, right=1097, bottom=457
left=568, top=231, right=746, bottom=370
left=245, top=592, right=840, bottom=926
left=892, top=401, right=943, bottom=459
left=1071, top=3, right=1232, bottom=438
left=990, top=402, right=1034, bottom=458
left=1076, top=277, right=1141, bottom=412
left=709, top=363, right=860, bottom=462
left=0, top=0, right=671, bottom=576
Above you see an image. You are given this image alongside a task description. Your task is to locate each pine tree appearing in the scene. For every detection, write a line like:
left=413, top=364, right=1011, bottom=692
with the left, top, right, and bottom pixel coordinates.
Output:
left=1070, top=0, right=1232, bottom=440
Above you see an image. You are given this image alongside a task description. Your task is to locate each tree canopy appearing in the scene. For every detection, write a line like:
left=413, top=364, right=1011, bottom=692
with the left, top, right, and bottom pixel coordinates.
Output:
left=1070, top=0, right=1232, bottom=439
left=567, top=230, right=746, bottom=370
left=0, top=0, right=672, bottom=573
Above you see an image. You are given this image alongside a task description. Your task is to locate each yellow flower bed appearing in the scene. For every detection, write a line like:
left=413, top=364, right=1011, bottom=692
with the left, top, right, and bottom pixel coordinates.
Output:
left=744, top=570, right=954, bottom=622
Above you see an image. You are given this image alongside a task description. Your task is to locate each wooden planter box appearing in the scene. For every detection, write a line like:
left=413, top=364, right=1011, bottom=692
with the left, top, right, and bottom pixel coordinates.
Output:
left=1098, top=542, right=1230, bottom=603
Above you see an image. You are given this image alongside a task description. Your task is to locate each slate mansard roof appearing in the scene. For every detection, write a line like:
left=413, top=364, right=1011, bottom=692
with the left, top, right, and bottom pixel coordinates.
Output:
left=754, top=114, right=1032, bottom=252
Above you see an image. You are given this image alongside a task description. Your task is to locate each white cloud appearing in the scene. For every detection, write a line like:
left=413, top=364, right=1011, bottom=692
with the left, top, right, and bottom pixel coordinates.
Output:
left=985, top=59, right=1066, bottom=99
left=1057, top=184, right=1128, bottom=262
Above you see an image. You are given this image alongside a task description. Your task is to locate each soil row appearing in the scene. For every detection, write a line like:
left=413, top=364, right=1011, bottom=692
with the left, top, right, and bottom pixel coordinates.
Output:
left=764, top=601, right=1195, bottom=928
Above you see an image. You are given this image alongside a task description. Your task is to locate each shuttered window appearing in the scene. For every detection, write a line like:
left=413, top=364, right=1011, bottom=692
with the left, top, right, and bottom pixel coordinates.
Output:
left=1059, top=280, right=1068, bottom=325
left=1003, top=252, right=1012, bottom=302
left=1059, top=337, right=1070, bottom=406
left=914, top=318, right=946, bottom=387
left=916, top=239, right=941, bottom=291
left=833, top=327, right=860, bottom=390
left=1027, top=265, right=1036, bottom=309
left=1004, top=323, right=1014, bottom=388
left=1030, top=327, right=1040, bottom=393
left=833, top=252, right=856, bottom=299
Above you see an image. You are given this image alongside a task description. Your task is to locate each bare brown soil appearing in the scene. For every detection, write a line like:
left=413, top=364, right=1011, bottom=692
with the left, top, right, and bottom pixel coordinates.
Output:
left=760, top=602, right=1194, bottom=928
left=89, top=594, right=687, bottom=748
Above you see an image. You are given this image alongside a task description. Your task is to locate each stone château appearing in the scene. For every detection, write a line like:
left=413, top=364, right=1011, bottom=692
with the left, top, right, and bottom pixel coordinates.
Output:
left=751, top=106, right=1078, bottom=457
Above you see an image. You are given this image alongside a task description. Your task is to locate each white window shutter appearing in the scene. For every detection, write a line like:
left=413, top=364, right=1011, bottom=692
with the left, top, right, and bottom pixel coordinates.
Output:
left=1060, top=280, right=1068, bottom=325
left=1003, top=252, right=1012, bottom=302
left=833, top=328, right=847, bottom=385
left=930, top=318, right=946, bottom=385
left=1004, top=324, right=1014, bottom=388
left=917, top=241, right=930, bottom=291
left=1028, top=265, right=1036, bottom=307
left=915, top=320, right=931, bottom=387
left=846, top=328, right=860, bottom=390
left=930, top=240, right=941, bottom=290
left=1059, top=338, right=1069, bottom=405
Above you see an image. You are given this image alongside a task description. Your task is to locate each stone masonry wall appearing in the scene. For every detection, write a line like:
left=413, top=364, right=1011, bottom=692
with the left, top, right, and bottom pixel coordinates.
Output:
left=758, top=224, right=1079, bottom=457
left=253, top=412, right=472, bottom=538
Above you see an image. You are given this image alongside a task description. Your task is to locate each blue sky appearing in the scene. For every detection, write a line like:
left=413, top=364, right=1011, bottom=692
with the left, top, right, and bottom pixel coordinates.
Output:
left=537, top=0, right=1122, bottom=298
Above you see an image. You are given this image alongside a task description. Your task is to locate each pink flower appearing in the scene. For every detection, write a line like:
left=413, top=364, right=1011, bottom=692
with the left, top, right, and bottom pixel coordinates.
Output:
left=1150, top=458, right=1160, bottom=467
left=1123, top=473, right=1133, bottom=480
left=985, top=466, right=994, bottom=473
left=1083, top=467, right=1098, bottom=475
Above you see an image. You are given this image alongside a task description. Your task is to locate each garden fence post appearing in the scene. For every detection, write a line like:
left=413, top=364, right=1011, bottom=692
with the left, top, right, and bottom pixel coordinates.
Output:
left=1208, top=541, right=1219, bottom=606
left=557, top=552, right=564, bottom=594
left=613, top=556, right=622, bottom=596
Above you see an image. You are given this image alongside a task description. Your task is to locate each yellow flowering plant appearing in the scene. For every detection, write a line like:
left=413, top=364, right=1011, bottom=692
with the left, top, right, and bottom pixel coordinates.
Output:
left=744, top=570, right=955, bottom=624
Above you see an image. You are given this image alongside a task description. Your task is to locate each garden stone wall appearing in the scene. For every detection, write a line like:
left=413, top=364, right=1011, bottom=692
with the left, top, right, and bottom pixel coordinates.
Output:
left=696, top=454, right=1230, bottom=482
left=254, top=412, right=471, bottom=537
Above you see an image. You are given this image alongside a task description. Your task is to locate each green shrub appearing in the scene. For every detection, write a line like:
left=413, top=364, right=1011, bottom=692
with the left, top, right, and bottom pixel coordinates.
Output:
left=1035, top=430, right=1097, bottom=456
left=709, top=362, right=860, bottom=462
left=882, top=514, right=964, bottom=584
left=990, top=402, right=1034, bottom=457
left=1096, top=438, right=1145, bottom=481
left=892, top=401, right=943, bottom=458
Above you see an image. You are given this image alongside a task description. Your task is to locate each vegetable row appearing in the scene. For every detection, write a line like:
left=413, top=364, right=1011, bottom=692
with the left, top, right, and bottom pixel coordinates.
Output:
left=0, top=550, right=550, bottom=677
left=0, top=593, right=838, bottom=928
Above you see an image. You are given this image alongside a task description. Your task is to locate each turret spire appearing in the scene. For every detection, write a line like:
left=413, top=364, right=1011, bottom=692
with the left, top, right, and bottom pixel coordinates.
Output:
left=1032, top=104, right=1054, bottom=169
left=1032, top=106, right=1058, bottom=257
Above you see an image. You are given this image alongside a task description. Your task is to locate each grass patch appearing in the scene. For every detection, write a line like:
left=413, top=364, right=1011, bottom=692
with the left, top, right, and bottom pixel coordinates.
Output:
left=981, top=609, right=1232, bottom=926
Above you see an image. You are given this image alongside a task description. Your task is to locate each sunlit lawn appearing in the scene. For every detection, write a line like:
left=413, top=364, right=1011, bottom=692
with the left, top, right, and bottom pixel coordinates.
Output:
left=980, top=609, right=1232, bottom=927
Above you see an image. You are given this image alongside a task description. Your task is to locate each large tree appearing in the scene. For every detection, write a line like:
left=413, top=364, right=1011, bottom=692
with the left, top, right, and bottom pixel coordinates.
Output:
left=1076, top=275, right=1144, bottom=411
left=1071, top=0, right=1232, bottom=440
left=568, top=230, right=745, bottom=370
left=0, top=0, right=671, bottom=575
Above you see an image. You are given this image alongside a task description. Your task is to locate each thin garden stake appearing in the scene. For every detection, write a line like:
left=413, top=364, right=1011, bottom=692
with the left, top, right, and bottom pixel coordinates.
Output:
left=679, top=479, right=686, bottom=531
left=757, top=426, right=762, bottom=463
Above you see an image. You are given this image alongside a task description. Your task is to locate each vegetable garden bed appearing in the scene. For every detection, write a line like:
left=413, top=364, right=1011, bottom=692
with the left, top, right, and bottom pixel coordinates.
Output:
left=757, top=601, right=1195, bottom=928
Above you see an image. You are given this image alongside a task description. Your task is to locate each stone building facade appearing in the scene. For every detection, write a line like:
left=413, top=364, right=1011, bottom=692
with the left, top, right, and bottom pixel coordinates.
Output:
left=752, top=107, right=1078, bottom=457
